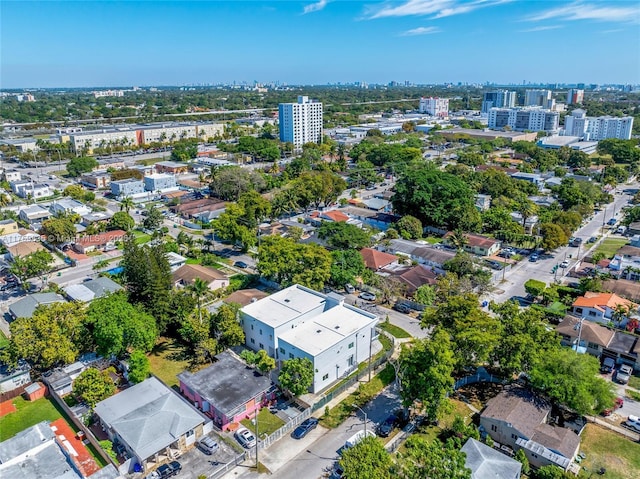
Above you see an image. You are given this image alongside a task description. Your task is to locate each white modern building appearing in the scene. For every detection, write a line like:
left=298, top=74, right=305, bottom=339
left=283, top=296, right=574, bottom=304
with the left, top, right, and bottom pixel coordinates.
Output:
left=49, top=198, right=92, bottom=217
left=524, top=89, right=554, bottom=109
left=419, top=97, right=449, bottom=117
left=279, top=96, right=323, bottom=147
left=567, top=89, right=584, bottom=105
left=563, top=109, right=633, bottom=141
left=10, top=180, right=53, bottom=199
left=239, top=285, right=379, bottom=393
left=481, top=90, right=516, bottom=114
left=144, top=173, right=177, bottom=192
left=110, top=178, right=145, bottom=198
left=488, top=107, right=559, bottom=132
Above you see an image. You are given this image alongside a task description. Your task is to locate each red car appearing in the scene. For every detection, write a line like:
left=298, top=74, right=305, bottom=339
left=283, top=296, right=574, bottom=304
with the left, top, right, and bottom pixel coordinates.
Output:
left=601, top=397, right=624, bottom=416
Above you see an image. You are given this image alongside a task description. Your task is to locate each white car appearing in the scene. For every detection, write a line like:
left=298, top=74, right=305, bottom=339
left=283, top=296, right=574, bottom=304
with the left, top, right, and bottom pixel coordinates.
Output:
left=616, top=364, right=633, bottom=384
left=560, top=260, right=569, bottom=269
left=623, top=414, right=640, bottom=433
left=359, top=291, right=376, bottom=301
left=235, top=427, right=257, bottom=448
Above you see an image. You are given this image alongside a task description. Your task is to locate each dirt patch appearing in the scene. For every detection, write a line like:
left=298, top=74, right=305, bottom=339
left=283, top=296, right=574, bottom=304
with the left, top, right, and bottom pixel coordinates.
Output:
left=0, top=400, right=17, bottom=418
left=454, top=383, right=505, bottom=411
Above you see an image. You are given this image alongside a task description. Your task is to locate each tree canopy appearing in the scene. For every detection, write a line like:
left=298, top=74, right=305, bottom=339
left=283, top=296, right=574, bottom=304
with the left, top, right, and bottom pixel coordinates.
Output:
left=278, top=357, right=314, bottom=396
left=318, top=222, right=372, bottom=250
left=72, top=367, right=115, bottom=408
left=340, top=436, right=392, bottom=479
left=67, top=156, right=98, bottom=177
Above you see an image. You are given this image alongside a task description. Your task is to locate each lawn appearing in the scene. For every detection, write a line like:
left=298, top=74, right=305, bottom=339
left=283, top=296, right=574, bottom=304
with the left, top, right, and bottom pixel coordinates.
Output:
left=133, top=232, right=152, bottom=245
left=0, top=397, right=62, bottom=441
left=240, top=408, right=285, bottom=438
left=378, top=321, right=412, bottom=339
left=422, top=236, right=441, bottom=245
left=0, top=331, right=9, bottom=349
left=627, top=375, right=640, bottom=391
left=578, top=423, right=640, bottom=479
left=148, top=337, right=192, bottom=388
left=594, top=238, right=628, bottom=259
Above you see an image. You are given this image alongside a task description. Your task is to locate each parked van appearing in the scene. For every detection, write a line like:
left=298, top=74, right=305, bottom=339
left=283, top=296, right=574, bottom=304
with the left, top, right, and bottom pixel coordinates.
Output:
left=344, top=430, right=376, bottom=449
left=617, top=226, right=627, bottom=235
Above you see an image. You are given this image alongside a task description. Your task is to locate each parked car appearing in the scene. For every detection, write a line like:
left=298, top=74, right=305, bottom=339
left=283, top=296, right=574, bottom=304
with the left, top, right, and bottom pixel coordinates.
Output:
left=588, top=236, right=598, bottom=244
left=393, top=303, right=411, bottom=313
left=608, top=218, right=617, bottom=226
left=365, top=185, right=376, bottom=191
left=376, top=415, right=398, bottom=438
left=602, top=397, right=624, bottom=416
left=344, top=284, right=355, bottom=294
left=359, top=291, right=376, bottom=301
left=601, top=357, right=615, bottom=373
left=235, top=427, right=257, bottom=448
left=197, top=436, right=219, bottom=455
left=291, top=417, right=319, bottom=439
left=529, top=253, right=539, bottom=262
left=157, top=461, right=181, bottom=478
left=344, top=430, right=376, bottom=449
left=234, top=261, right=248, bottom=269
left=623, top=414, right=640, bottom=433
left=616, top=364, right=633, bottom=384
left=560, top=260, right=569, bottom=268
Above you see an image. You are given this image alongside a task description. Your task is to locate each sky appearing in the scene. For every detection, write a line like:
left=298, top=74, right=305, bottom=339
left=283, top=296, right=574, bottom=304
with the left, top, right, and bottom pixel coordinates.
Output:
left=1, top=0, right=639, bottom=88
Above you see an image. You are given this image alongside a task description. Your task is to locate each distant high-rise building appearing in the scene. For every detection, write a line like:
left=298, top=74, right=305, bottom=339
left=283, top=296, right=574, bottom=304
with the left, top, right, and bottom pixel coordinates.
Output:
left=481, top=90, right=516, bottom=114
left=567, top=89, right=584, bottom=105
left=524, top=89, right=554, bottom=109
left=278, top=96, right=323, bottom=148
left=488, top=107, right=559, bottom=132
left=563, top=109, right=633, bottom=140
left=419, top=97, right=449, bottom=117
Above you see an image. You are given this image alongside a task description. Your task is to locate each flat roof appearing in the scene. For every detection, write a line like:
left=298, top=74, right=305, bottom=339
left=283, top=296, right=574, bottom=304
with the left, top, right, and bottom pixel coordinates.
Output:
left=241, top=284, right=327, bottom=328
left=278, top=304, right=377, bottom=356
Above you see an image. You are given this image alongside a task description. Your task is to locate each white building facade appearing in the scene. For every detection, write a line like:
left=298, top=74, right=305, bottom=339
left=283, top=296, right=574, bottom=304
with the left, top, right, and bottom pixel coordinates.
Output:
left=239, top=285, right=378, bottom=393
left=419, top=97, right=449, bottom=117
left=564, top=109, right=633, bottom=140
left=524, top=89, right=554, bottom=109
left=488, top=107, right=559, bottom=132
left=481, top=90, right=516, bottom=114
left=279, top=96, right=323, bottom=147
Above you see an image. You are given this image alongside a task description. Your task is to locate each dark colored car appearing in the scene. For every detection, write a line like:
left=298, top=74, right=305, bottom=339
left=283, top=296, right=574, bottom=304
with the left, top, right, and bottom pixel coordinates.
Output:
left=376, top=415, right=398, bottom=437
left=393, top=303, right=411, bottom=314
left=234, top=261, right=248, bottom=269
left=588, top=236, right=598, bottom=244
left=157, top=461, right=181, bottom=478
left=291, top=417, right=319, bottom=439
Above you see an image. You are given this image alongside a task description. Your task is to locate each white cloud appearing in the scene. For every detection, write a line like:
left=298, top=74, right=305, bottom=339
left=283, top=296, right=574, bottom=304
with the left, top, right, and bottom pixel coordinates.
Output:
left=367, top=0, right=511, bottom=20
left=527, top=1, right=640, bottom=24
left=601, top=29, right=624, bottom=33
left=303, top=0, right=329, bottom=15
left=519, top=25, right=563, bottom=33
left=400, top=26, right=442, bottom=36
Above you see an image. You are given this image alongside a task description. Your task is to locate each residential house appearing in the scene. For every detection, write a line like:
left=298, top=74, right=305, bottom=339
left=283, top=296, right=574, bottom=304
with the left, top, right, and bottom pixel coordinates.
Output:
left=172, top=264, right=229, bottom=291
left=110, top=179, right=144, bottom=198
left=379, top=238, right=456, bottom=272
left=340, top=206, right=397, bottom=231
left=556, top=315, right=639, bottom=371
left=510, top=212, right=538, bottom=234
left=0, top=219, right=18, bottom=235
left=73, top=230, right=126, bottom=254
left=81, top=211, right=113, bottom=227
left=361, top=197, right=390, bottom=212
left=627, top=221, right=640, bottom=237
left=155, top=161, right=189, bottom=174
left=360, top=247, right=398, bottom=271
left=63, top=277, right=123, bottom=303
left=480, top=388, right=580, bottom=471
left=0, top=227, right=41, bottom=249
left=307, top=209, right=361, bottom=227
left=170, top=198, right=226, bottom=219
left=18, top=205, right=51, bottom=227
left=80, top=172, right=111, bottom=189
left=510, top=172, right=544, bottom=189
left=572, top=292, right=637, bottom=327
left=2, top=169, right=21, bottom=182
left=240, top=285, right=379, bottom=393
left=0, top=421, right=120, bottom=479
left=382, top=264, right=437, bottom=295
left=9, top=292, right=66, bottom=320
left=6, top=241, right=47, bottom=261
left=42, top=354, right=103, bottom=397
left=49, top=198, right=92, bottom=217
left=166, top=251, right=187, bottom=271
left=178, top=351, right=275, bottom=431
left=11, top=180, right=52, bottom=199
left=475, top=194, right=492, bottom=212
left=603, top=279, right=640, bottom=303
left=0, top=361, right=31, bottom=394
left=443, top=232, right=501, bottom=257
left=461, top=438, right=521, bottom=479
left=224, top=289, right=269, bottom=307
left=94, top=376, right=212, bottom=473
left=144, top=173, right=177, bottom=193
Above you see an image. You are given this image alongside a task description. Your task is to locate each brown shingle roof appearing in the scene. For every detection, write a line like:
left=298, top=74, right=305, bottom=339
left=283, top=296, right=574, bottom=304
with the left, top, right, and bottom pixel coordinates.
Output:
left=602, top=279, right=640, bottom=302
left=7, top=241, right=46, bottom=258
left=556, top=315, right=615, bottom=348
left=390, top=265, right=437, bottom=294
left=172, top=264, right=227, bottom=285
left=443, top=232, right=499, bottom=249
left=360, top=248, right=397, bottom=270
left=482, top=388, right=550, bottom=439
left=532, top=424, right=581, bottom=460
left=224, top=288, right=269, bottom=307
left=616, top=245, right=640, bottom=257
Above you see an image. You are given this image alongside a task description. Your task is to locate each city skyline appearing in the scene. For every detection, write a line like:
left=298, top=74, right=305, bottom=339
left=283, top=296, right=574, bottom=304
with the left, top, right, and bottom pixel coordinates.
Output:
left=1, top=0, right=639, bottom=88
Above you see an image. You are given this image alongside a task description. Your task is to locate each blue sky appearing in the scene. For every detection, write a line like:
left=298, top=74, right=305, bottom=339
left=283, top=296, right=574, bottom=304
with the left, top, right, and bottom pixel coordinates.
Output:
left=1, top=1, right=639, bottom=88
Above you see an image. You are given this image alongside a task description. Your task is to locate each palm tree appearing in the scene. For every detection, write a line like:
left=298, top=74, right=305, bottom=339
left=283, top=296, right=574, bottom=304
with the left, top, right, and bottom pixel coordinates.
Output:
left=120, top=196, right=134, bottom=213
left=517, top=198, right=538, bottom=230
left=448, top=230, right=469, bottom=251
left=612, top=304, right=630, bottom=328
left=189, top=277, right=210, bottom=324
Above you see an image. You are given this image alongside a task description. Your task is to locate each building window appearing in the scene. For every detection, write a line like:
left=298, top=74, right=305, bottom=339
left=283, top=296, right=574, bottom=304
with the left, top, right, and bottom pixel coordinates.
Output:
left=575, top=308, right=583, bottom=314
left=186, top=429, right=194, bottom=437
left=589, top=311, right=597, bottom=317
left=269, top=334, right=273, bottom=340
left=251, top=325, right=254, bottom=330
left=250, top=338, right=255, bottom=344
left=289, top=353, right=294, bottom=359
left=279, top=347, right=285, bottom=354
left=511, top=434, right=518, bottom=440
left=259, top=343, right=264, bottom=349
left=348, top=355, right=354, bottom=367
left=322, top=374, right=329, bottom=381
left=348, top=342, right=354, bottom=349
left=491, top=424, right=497, bottom=432
left=259, top=329, right=263, bottom=335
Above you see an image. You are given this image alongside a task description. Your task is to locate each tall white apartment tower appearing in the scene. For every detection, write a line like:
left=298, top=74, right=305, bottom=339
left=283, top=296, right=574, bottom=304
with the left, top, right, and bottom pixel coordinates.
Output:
left=279, top=96, right=323, bottom=147
left=419, top=97, right=449, bottom=117
left=481, top=90, right=516, bottom=114
left=525, top=89, right=554, bottom=109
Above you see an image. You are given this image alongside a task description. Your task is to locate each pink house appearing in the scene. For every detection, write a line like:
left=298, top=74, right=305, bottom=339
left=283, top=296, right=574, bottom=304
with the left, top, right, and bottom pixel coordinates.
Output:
left=177, top=351, right=275, bottom=431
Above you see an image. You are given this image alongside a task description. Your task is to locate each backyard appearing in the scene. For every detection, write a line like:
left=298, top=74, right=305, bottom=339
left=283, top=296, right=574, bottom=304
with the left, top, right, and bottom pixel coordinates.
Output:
left=594, top=238, right=628, bottom=259
left=148, top=337, right=192, bottom=388
left=578, top=423, right=640, bottom=479
left=240, top=408, right=285, bottom=437
left=0, top=396, right=62, bottom=441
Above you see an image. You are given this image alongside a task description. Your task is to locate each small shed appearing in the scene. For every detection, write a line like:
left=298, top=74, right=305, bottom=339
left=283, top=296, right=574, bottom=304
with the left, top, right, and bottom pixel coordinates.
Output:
left=24, top=382, right=46, bottom=401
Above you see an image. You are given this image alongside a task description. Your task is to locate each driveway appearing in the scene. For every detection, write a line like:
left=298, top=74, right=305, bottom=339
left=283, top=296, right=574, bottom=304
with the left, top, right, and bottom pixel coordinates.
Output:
left=165, top=432, right=241, bottom=479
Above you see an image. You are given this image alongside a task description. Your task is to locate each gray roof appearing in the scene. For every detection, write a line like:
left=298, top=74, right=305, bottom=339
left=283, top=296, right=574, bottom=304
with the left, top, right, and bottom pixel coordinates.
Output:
left=461, top=438, right=522, bottom=479
left=361, top=198, right=390, bottom=211
left=63, top=277, right=122, bottom=302
left=177, top=351, right=272, bottom=417
left=94, top=376, right=207, bottom=461
left=9, top=293, right=66, bottom=319
left=0, top=422, right=82, bottom=479
left=482, top=388, right=550, bottom=439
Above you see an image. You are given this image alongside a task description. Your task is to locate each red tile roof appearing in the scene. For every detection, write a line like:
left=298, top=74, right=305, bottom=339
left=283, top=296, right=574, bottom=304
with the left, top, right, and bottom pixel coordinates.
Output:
left=572, top=292, right=636, bottom=312
left=360, top=248, right=397, bottom=270
left=443, top=232, right=499, bottom=249
left=322, top=210, right=350, bottom=223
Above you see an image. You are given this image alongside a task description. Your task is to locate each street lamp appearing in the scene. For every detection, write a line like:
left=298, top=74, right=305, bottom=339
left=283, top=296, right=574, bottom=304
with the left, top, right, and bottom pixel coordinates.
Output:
left=352, top=404, right=368, bottom=438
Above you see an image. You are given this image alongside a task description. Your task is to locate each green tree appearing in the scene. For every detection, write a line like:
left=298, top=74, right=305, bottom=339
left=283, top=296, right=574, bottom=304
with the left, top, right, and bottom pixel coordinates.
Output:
left=9, top=249, right=54, bottom=288
left=63, top=184, right=87, bottom=200
left=119, top=196, right=134, bottom=213
left=86, top=292, right=158, bottom=357
left=240, top=349, right=258, bottom=365
left=318, top=222, right=371, bottom=250
left=514, top=449, right=530, bottom=475
left=330, top=249, right=366, bottom=287
left=395, top=215, right=423, bottom=240
left=399, top=329, right=456, bottom=421
left=524, top=279, right=547, bottom=298
left=539, top=222, right=568, bottom=251
left=6, top=302, right=87, bottom=370
left=127, top=350, right=150, bottom=384
left=258, top=236, right=332, bottom=290
left=209, top=166, right=266, bottom=201
left=211, top=303, right=245, bottom=349
left=40, top=217, right=76, bottom=245
left=72, top=368, right=115, bottom=408
left=143, top=205, right=164, bottom=231
left=108, top=211, right=135, bottom=231
left=67, top=156, right=98, bottom=177
left=413, top=284, right=435, bottom=306
left=255, top=349, right=276, bottom=375
left=395, top=436, right=471, bottom=479
left=189, top=277, right=210, bottom=324
left=533, top=465, right=571, bottom=479
left=339, top=436, right=392, bottom=479
left=278, top=357, right=314, bottom=396
left=529, top=347, right=615, bottom=415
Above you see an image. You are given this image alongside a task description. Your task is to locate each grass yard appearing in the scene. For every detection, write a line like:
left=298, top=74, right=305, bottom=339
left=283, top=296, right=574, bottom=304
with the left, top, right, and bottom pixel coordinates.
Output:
left=0, top=331, right=9, bottom=349
left=148, top=337, right=192, bottom=388
left=0, top=397, right=62, bottom=441
left=133, top=232, right=152, bottom=245
left=594, top=238, right=628, bottom=259
left=627, top=375, right=640, bottom=391
left=578, top=423, right=640, bottom=479
left=240, top=408, right=285, bottom=438
left=422, top=236, right=441, bottom=245
left=378, top=321, right=412, bottom=339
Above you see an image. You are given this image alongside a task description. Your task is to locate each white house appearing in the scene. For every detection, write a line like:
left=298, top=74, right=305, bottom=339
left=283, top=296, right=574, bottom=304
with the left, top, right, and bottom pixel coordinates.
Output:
left=49, top=198, right=92, bottom=217
left=572, top=292, right=637, bottom=327
left=240, top=285, right=379, bottom=393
